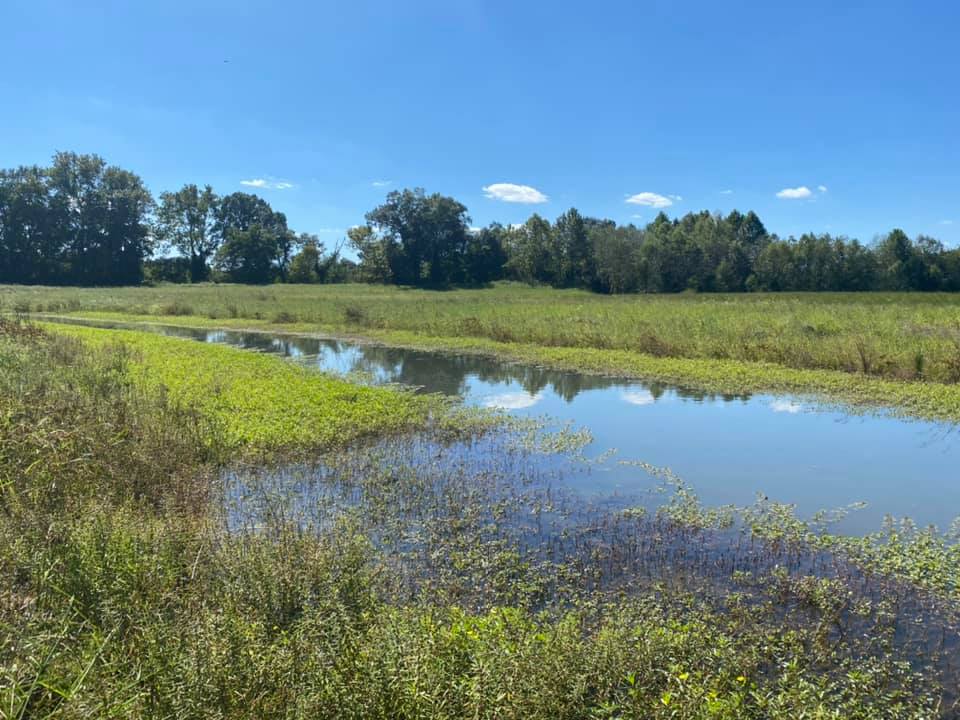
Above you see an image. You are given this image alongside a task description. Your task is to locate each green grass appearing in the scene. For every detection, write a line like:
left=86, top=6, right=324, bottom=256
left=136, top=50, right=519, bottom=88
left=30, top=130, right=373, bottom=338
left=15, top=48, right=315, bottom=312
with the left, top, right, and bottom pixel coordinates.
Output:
left=9, top=282, right=960, bottom=419
left=1, top=318, right=956, bottom=718
left=41, top=323, right=440, bottom=452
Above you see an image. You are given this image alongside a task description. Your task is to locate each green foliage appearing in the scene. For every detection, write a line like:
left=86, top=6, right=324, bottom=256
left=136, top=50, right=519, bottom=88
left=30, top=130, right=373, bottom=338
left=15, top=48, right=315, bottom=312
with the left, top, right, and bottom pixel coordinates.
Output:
left=212, top=192, right=297, bottom=283
left=44, top=323, right=438, bottom=452
left=0, top=152, right=153, bottom=285
left=4, top=150, right=959, bottom=293
left=554, top=208, right=595, bottom=288
left=504, top=214, right=554, bottom=284
left=288, top=238, right=322, bottom=283
left=18, top=283, right=960, bottom=420
left=287, top=234, right=350, bottom=284
left=214, top=224, right=284, bottom=284
left=364, top=187, right=473, bottom=286
left=154, top=183, right=219, bottom=281
left=0, top=319, right=954, bottom=717
left=143, top=256, right=191, bottom=283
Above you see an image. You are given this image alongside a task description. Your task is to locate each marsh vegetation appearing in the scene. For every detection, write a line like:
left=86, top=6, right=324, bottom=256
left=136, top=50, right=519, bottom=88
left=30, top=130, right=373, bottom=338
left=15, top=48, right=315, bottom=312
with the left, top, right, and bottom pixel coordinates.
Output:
left=3, top=315, right=960, bottom=717
left=10, top=283, right=960, bottom=419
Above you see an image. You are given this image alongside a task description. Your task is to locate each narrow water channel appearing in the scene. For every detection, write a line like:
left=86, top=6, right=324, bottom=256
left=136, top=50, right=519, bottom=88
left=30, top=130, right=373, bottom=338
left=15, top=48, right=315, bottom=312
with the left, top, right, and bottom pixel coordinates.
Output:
left=47, top=317, right=960, bottom=533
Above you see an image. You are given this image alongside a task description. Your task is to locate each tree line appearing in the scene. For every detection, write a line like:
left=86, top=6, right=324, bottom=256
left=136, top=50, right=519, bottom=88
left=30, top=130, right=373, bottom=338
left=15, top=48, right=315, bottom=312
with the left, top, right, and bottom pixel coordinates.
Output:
left=0, top=152, right=350, bottom=286
left=2, top=152, right=958, bottom=292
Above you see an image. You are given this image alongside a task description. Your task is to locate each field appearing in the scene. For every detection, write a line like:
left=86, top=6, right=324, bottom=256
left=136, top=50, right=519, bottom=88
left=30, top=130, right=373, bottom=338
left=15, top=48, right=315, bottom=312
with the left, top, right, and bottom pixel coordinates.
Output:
left=4, top=288, right=960, bottom=717
left=6, top=282, right=960, bottom=419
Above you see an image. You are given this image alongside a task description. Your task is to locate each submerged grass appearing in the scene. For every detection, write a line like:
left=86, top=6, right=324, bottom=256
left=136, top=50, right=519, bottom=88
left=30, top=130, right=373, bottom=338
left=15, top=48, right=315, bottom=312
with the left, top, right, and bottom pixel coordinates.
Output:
left=9, top=282, right=960, bottom=419
left=2, top=317, right=960, bottom=717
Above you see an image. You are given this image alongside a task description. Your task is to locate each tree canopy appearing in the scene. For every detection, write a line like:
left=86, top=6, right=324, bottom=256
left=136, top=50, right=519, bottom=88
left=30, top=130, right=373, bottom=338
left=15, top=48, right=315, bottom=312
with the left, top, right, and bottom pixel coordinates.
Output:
left=1, top=153, right=153, bottom=285
left=3, top=153, right=960, bottom=293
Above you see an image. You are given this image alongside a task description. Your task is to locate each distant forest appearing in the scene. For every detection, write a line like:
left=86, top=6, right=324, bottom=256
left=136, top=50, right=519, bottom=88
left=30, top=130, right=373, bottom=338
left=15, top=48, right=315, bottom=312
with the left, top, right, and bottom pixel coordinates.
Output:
left=2, top=152, right=958, bottom=293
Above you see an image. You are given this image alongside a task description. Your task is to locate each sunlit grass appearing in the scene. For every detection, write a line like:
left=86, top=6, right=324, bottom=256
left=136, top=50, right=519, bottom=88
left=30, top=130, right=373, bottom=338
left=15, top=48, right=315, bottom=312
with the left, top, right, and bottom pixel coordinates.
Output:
left=45, top=323, right=441, bottom=452
left=9, top=282, right=960, bottom=419
left=1, top=317, right=956, bottom=717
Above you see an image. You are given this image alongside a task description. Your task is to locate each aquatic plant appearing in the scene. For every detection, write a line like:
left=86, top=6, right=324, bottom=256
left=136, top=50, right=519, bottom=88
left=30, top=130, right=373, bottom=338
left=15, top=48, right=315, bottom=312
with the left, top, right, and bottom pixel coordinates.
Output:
left=43, top=323, right=445, bottom=453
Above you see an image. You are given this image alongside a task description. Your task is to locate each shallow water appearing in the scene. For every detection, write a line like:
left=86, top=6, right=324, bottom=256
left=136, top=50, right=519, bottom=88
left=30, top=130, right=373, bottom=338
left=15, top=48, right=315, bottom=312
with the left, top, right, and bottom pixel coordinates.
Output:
left=48, top=317, right=960, bottom=532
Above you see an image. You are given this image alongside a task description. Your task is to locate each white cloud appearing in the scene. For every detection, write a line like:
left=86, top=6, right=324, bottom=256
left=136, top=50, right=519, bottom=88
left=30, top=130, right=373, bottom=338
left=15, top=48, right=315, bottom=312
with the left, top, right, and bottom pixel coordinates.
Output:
left=371, top=179, right=392, bottom=187
left=482, top=391, right=543, bottom=410
left=776, top=186, right=813, bottom=200
left=668, top=194, right=683, bottom=201
left=314, top=228, right=344, bottom=234
left=482, top=183, right=549, bottom=204
left=940, top=220, right=954, bottom=226
left=240, top=178, right=295, bottom=190
left=818, top=185, right=828, bottom=193
left=719, top=189, right=734, bottom=195
left=630, top=214, right=644, bottom=219
left=625, top=192, right=674, bottom=208
left=770, top=399, right=803, bottom=414
left=622, top=389, right=655, bottom=406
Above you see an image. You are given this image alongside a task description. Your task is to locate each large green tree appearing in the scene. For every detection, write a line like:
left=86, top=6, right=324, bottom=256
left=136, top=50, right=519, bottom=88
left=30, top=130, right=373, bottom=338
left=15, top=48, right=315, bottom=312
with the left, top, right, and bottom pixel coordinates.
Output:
left=288, top=234, right=345, bottom=284
left=504, top=214, right=554, bottom=284
left=154, top=184, right=219, bottom=282
left=214, top=224, right=286, bottom=284
left=365, top=188, right=471, bottom=285
left=348, top=225, right=394, bottom=283
left=462, top=224, right=507, bottom=285
left=215, top=192, right=295, bottom=280
left=54, top=153, right=153, bottom=284
left=0, top=166, right=58, bottom=283
left=554, top=208, right=594, bottom=288
left=590, top=223, right=644, bottom=293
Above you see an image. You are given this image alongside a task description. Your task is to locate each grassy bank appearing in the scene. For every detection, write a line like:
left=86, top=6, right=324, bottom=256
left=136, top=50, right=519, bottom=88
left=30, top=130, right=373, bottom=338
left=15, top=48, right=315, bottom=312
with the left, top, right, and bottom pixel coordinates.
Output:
left=3, top=317, right=958, bottom=717
left=7, top=283, right=960, bottom=419
left=43, top=323, right=441, bottom=452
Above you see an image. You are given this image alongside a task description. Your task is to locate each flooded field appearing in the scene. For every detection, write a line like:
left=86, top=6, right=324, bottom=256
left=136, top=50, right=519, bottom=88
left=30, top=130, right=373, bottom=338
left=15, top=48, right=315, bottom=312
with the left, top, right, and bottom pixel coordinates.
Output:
left=46, top=316, right=960, bottom=532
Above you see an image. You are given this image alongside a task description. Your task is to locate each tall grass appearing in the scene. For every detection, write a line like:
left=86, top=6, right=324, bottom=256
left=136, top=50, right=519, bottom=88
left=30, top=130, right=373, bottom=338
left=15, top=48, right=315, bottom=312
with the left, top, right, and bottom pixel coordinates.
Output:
left=8, top=282, right=960, bottom=382
left=14, top=282, right=960, bottom=419
left=1, top=318, right=958, bottom=717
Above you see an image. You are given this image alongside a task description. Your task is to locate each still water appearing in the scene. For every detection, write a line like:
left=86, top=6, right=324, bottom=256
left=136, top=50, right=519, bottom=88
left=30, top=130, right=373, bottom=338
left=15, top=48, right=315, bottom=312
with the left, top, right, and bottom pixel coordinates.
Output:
left=48, top=317, right=960, bottom=532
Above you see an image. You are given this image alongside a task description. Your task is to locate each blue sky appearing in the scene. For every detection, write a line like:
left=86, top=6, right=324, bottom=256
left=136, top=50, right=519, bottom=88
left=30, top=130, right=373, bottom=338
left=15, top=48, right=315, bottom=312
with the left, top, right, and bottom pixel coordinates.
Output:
left=2, top=0, right=958, bottom=246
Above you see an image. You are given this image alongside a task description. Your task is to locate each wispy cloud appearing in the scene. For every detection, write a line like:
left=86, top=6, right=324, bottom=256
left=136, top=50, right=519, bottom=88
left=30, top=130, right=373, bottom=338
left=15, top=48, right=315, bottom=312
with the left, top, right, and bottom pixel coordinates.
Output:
left=940, top=220, right=954, bottom=226
left=483, top=183, right=549, bottom=204
left=482, top=391, right=543, bottom=410
left=622, top=389, right=655, bottom=406
left=770, top=399, right=803, bottom=414
left=371, top=179, right=392, bottom=187
left=818, top=184, right=828, bottom=193
left=776, top=186, right=812, bottom=200
left=240, top=178, right=295, bottom=190
left=630, top=214, right=644, bottom=220
left=719, top=189, right=734, bottom=195
left=625, top=192, right=675, bottom=208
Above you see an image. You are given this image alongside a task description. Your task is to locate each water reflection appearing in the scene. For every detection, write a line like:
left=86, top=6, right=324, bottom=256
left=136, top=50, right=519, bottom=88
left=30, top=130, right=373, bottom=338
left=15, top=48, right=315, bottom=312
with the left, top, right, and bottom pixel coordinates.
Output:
left=43, top=316, right=960, bottom=531
left=51, top=317, right=752, bottom=404
left=482, top=391, right=543, bottom=410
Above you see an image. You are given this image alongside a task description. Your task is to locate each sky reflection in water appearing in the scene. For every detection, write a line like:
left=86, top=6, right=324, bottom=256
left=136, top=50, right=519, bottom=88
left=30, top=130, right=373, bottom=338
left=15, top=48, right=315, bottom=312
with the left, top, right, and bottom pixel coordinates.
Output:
left=49, top=318, right=960, bottom=533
